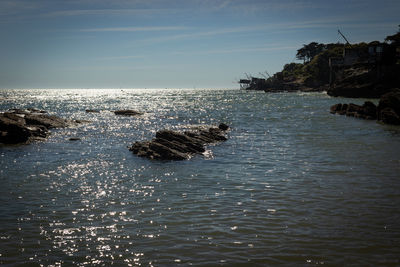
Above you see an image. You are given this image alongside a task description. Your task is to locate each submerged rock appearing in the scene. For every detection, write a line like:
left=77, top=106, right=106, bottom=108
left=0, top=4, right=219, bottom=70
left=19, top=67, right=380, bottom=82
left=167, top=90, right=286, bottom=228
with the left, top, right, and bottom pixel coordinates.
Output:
left=129, top=124, right=229, bottom=160
left=0, top=109, right=74, bottom=144
left=114, top=110, right=143, bottom=116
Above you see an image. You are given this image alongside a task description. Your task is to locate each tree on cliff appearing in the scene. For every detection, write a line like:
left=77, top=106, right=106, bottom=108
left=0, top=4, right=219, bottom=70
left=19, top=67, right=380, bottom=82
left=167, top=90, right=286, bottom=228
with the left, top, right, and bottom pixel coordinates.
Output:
left=296, top=42, right=326, bottom=63
left=385, top=25, right=400, bottom=45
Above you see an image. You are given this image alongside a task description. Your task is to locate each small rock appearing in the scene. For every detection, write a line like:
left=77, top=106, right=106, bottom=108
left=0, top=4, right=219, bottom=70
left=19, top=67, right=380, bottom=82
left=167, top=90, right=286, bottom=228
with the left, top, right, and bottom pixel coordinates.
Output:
left=86, top=109, right=100, bottom=113
left=114, top=110, right=143, bottom=116
left=68, top=137, right=81, bottom=141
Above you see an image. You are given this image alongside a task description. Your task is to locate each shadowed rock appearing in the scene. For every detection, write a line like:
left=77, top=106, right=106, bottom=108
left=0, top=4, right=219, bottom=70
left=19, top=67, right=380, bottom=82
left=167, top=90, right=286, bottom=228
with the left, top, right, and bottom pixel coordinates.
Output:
left=377, top=89, right=400, bottom=125
left=330, top=89, right=400, bottom=125
left=0, top=108, right=75, bottom=144
left=25, top=114, right=69, bottom=128
left=330, top=102, right=377, bottom=120
left=129, top=124, right=229, bottom=160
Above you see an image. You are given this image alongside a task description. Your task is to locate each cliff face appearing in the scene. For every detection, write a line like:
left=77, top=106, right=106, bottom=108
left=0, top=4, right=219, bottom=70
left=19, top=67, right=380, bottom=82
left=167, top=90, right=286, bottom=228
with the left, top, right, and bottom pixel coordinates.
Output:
left=327, top=64, right=400, bottom=98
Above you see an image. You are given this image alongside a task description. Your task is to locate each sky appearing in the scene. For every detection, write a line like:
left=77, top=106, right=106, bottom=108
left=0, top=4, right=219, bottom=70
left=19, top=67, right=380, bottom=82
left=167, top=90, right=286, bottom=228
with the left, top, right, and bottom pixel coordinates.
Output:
left=0, top=0, right=399, bottom=89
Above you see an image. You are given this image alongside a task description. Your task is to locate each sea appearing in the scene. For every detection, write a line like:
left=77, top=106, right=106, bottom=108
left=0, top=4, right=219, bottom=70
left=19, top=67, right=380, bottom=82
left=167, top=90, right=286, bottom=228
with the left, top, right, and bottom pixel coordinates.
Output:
left=1, top=88, right=400, bottom=266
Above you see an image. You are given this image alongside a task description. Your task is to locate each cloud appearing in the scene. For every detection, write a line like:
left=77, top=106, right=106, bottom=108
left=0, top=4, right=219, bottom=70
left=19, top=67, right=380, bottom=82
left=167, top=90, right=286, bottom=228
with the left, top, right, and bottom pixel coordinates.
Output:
left=95, top=55, right=145, bottom=60
left=43, top=8, right=178, bottom=17
left=172, top=45, right=298, bottom=56
left=80, top=26, right=188, bottom=32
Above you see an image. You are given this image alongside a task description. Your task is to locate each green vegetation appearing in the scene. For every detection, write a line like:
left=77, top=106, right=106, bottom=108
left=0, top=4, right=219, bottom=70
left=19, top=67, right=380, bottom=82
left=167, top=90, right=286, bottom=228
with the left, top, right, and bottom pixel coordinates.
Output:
left=385, top=25, right=400, bottom=45
left=266, top=27, right=400, bottom=88
left=267, top=43, right=344, bottom=86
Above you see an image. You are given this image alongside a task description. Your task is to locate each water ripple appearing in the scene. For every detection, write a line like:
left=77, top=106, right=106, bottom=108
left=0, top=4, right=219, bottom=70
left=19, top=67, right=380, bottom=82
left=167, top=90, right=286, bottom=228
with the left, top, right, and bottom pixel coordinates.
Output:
left=1, top=89, right=400, bottom=265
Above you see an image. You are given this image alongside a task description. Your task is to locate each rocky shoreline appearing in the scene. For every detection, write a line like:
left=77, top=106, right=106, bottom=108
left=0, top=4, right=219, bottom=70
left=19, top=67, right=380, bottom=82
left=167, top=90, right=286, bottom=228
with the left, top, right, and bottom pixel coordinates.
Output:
left=330, top=89, right=400, bottom=125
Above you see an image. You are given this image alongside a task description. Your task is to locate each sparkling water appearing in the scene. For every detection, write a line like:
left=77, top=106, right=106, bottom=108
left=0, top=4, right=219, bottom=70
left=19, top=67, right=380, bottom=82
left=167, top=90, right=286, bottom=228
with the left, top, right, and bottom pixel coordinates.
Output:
left=1, top=89, right=400, bottom=266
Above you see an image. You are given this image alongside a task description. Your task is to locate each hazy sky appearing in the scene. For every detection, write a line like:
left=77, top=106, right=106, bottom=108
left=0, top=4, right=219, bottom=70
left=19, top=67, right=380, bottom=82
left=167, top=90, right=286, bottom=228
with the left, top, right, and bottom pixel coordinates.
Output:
left=0, top=0, right=399, bottom=89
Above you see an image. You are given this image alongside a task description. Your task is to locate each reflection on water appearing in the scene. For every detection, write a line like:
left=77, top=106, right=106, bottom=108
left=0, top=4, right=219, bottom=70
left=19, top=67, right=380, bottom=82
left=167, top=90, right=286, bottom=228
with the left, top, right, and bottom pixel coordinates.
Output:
left=1, top=89, right=400, bottom=265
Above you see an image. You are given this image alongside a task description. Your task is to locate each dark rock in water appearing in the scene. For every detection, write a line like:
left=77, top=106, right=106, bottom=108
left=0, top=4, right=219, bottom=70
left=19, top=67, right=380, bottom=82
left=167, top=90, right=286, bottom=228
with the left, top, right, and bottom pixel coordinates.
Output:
left=74, top=119, right=91, bottom=124
left=69, top=137, right=81, bottom=141
left=330, top=89, right=400, bottom=125
left=377, top=89, right=400, bottom=125
left=27, top=108, right=47, bottom=113
left=330, top=101, right=377, bottom=120
left=330, top=103, right=342, bottom=114
left=218, top=123, right=229, bottom=131
left=379, top=108, right=400, bottom=125
left=25, top=114, right=69, bottom=128
left=361, top=101, right=378, bottom=119
left=0, top=108, right=73, bottom=144
left=0, top=114, right=33, bottom=144
left=114, top=110, right=143, bottom=116
left=129, top=124, right=229, bottom=160
left=86, top=109, right=100, bottom=113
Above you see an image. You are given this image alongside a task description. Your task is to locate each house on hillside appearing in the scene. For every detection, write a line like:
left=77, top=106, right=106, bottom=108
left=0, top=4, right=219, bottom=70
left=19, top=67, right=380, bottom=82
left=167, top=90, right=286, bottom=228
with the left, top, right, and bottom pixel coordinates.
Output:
left=329, top=42, right=398, bottom=86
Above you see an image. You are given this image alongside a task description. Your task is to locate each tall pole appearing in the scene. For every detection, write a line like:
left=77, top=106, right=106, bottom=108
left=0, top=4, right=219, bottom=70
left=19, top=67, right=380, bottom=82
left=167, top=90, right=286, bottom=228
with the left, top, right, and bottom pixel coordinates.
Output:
left=338, top=29, right=350, bottom=45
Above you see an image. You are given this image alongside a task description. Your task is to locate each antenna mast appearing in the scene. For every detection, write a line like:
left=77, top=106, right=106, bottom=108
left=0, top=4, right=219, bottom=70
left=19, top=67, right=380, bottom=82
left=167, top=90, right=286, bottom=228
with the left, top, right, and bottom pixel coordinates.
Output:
left=338, top=29, right=350, bottom=45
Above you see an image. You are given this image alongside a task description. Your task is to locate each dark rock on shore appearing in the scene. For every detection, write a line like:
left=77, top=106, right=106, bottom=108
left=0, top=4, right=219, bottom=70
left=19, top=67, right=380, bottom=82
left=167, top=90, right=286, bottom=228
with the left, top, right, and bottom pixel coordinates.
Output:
left=0, top=109, right=73, bottom=144
left=114, top=110, right=143, bottom=116
left=330, top=89, right=400, bottom=125
left=129, top=123, right=229, bottom=160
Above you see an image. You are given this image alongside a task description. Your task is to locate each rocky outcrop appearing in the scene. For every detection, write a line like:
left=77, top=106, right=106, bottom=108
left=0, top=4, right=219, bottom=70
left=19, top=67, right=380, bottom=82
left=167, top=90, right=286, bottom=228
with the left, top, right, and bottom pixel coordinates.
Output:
left=328, top=65, right=400, bottom=98
left=129, top=123, right=229, bottom=160
left=330, top=89, right=400, bottom=125
left=0, top=109, right=75, bottom=144
left=114, top=110, right=143, bottom=116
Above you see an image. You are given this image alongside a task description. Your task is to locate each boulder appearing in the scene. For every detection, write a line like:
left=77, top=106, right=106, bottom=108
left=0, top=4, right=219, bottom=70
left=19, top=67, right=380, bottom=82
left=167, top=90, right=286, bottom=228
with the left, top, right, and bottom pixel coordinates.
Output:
left=330, top=103, right=342, bottom=114
left=0, top=114, right=33, bottom=144
left=379, top=108, right=400, bottom=125
left=377, top=89, right=400, bottom=125
left=361, top=101, right=377, bottom=119
left=129, top=124, right=229, bottom=160
left=330, top=101, right=377, bottom=120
